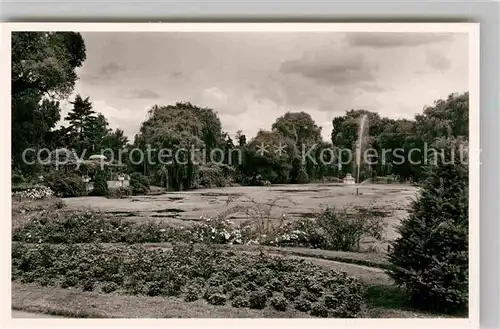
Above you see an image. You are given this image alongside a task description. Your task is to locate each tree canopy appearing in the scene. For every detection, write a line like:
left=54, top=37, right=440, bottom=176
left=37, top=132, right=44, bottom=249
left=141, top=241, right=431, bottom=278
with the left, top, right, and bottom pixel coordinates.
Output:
left=11, top=32, right=86, bottom=173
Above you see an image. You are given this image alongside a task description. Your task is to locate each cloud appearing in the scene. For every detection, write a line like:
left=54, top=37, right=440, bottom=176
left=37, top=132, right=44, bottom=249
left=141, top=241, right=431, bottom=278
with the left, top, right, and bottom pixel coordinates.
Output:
left=170, top=71, right=184, bottom=78
left=345, top=33, right=454, bottom=48
left=194, top=87, right=249, bottom=116
left=91, top=100, right=149, bottom=140
left=124, top=89, right=160, bottom=99
left=71, top=32, right=469, bottom=142
left=425, top=50, right=451, bottom=72
left=80, top=62, right=126, bottom=83
left=279, top=51, right=377, bottom=86
left=100, top=62, right=126, bottom=75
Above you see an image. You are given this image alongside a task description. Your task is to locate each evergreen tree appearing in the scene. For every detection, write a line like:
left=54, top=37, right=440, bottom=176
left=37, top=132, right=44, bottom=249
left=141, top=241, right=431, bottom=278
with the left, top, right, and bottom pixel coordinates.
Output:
left=65, top=94, right=96, bottom=154
left=388, top=137, right=469, bottom=313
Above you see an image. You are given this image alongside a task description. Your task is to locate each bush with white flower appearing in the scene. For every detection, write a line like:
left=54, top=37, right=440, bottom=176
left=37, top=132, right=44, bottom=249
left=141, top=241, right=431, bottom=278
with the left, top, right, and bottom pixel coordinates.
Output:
left=192, top=217, right=245, bottom=244
left=12, top=185, right=54, bottom=201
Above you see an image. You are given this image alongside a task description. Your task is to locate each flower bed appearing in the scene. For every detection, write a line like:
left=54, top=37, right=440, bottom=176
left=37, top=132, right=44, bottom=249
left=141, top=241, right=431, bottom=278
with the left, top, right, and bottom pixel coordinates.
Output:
left=12, top=185, right=54, bottom=201
left=12, top=243, right=364, bottom=317
left=12, top=207, right=385, bottom=252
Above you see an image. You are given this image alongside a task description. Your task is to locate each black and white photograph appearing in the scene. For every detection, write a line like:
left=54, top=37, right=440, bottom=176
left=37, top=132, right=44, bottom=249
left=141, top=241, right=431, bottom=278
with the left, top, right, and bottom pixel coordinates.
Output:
left=4, top=23, right=479, bottom=324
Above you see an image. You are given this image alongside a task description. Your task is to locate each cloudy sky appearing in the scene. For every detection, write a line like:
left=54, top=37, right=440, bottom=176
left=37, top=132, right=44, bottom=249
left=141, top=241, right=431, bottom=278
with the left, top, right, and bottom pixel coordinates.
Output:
left=60, top=31, right=469, bottom=141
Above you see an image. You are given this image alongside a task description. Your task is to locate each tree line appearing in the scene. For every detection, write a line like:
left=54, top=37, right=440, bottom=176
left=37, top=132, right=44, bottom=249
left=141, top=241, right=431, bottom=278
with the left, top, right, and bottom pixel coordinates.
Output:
left=12, top=32, right=469, bottom=190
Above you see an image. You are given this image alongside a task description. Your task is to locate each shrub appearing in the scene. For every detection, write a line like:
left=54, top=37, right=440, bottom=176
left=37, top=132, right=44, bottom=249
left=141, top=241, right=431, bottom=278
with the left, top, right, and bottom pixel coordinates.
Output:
left=248, top=289, right=268, bottom=309
left=204, top=286, right=223, bottom=300
left=268, top=278, right=284, bottom=292
left=313, top=207, right=385, bottom=252
left=146, top=281, right=163, bottom=296
left=164, top=281, right=183, bottom=297
left=61, top=275, right=78, bottom=288
left=270, top=295, right=288, bottom=311
left=197, top=165, right=231, bottom=188
left=310, top=303, right=328, bottom=317
left=11, top=243, right=365, bottom=317
left=232, top=295, right=249, bottom=308
left=44, top=172, right=87, bottom=198
left=82, top=280, right=95, bottom=291
left=295, top=167, right=309, bottom=184
left=12, top=185, right=54, bottom=201
left=184, top=284, right=201, bottom=302
left=324, top=295, right=339, bottom=309
left=244, top=281, right=258, bottom=292
left=222, top=281, right=236, bottom=294
left=207, top=293, right=227, bottom=306
left=388, top=138, right=469, bottom=314
left=38, top=277, right=53, bottom=287
left=228, top=287, right=246, bottom=300
left=283, top=286, right=301, bottom=301
left=294, top=298, right=312, bottom=312
left=102, top=282, right=119, bottom=293
left=130, top=172, right=150, bottom=195
left=12, top=173, right=26, bottom=185
left=91, top=170, right=108, bottom=196
left=303, top=291, right=319, bottom=302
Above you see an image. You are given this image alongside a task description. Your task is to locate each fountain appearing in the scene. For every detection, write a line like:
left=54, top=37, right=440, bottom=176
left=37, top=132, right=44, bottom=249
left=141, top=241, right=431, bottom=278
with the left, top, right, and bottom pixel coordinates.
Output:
left=355, top=114, right=368, bottom=195
left=342, top=173, right=355, bottom=184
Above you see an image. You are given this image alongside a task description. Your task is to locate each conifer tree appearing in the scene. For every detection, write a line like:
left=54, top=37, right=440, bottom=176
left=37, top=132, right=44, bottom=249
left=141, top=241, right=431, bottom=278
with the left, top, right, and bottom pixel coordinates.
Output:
left=388, top=137, right=469, bottom=313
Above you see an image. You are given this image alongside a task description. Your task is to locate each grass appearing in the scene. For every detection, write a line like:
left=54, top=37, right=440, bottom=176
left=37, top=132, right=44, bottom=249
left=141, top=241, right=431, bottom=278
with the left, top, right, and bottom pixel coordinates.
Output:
left=12, top=281, right=453, bottom=319
left=361, top=284, right=466, bottom=318
left=12, top=282, right=310, bottom=318
left=11, top=197, right=65, bottom=229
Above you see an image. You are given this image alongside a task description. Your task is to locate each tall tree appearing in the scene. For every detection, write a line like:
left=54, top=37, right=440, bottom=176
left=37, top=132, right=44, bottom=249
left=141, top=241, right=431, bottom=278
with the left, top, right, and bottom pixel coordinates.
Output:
left=134, top=102, right=224, bottom=190
left=88, top=113, right=111, bottom=152
left=272, top=111, right=322, bottom=147
left=64, top=95, right=97, bottom=154
left=11, top=32, right=86, bottom=172
left=99, top=128, right=128, bottom=163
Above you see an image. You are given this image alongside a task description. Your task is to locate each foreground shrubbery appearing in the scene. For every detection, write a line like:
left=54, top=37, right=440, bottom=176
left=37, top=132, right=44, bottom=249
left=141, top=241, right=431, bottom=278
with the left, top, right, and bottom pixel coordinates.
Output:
left=13, top=206, right=385, bottom=252
left=388, top=138, right=468, bottom=314
left=11, top=243, right=364, bottom=317
left=12, top=210, right=191, bottom=244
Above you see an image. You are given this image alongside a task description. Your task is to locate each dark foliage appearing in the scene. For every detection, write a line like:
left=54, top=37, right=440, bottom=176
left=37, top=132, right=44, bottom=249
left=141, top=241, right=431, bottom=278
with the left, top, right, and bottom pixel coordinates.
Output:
left=129, top=172, right=150, bottom=195
left=44, top=171, right=87, bottom=197
left=388, top=138, right=469, bottom=314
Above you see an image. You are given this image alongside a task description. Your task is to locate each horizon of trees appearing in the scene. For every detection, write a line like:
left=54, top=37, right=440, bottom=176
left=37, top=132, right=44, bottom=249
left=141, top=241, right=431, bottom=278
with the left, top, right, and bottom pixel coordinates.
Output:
left=11, top=31, right=470, bottom=189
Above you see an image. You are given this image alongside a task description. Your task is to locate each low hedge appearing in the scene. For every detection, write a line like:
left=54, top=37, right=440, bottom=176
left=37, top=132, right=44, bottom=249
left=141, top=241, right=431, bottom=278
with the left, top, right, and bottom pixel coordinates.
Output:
left=12, top=243, right=364, bottom=317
